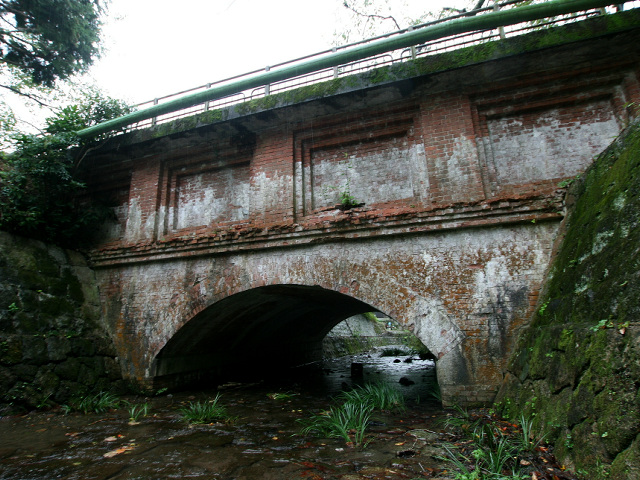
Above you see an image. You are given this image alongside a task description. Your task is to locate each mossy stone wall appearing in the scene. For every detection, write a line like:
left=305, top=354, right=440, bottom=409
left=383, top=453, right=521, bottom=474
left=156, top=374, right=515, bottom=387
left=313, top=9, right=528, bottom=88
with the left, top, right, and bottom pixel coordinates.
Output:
left=496, top=118, right=640, bottom=479
left=0, top=231, right=123, bottom=413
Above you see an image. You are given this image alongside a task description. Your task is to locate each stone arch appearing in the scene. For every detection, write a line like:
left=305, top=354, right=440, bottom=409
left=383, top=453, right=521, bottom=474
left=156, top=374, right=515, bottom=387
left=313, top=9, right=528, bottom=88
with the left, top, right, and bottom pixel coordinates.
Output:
left=142, top=243, right=470, bottom=387
left=102, top=223, right=554, bottom=405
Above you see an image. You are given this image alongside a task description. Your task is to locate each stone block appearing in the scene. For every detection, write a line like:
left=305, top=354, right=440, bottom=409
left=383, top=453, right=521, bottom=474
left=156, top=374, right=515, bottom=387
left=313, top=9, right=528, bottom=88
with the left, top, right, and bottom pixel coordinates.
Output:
left=46, top=336, right=71, bottom=362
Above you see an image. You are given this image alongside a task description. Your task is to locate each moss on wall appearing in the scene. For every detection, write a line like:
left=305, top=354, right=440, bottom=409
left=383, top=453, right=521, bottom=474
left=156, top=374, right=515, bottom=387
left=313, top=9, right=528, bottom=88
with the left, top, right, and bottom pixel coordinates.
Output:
left=496, top=118, right=640, bottom=479
left=0, top=232, right=123, bottom=413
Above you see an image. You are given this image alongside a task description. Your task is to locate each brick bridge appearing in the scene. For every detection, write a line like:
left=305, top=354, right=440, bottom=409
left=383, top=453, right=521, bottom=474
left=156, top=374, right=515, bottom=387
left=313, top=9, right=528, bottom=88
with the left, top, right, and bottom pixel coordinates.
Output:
left=83, top=12, right=640, bottom=405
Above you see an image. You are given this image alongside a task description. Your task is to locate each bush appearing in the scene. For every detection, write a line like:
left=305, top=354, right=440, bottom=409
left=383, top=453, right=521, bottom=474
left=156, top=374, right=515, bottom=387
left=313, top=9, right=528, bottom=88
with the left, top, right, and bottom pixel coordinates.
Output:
left=0, top=90, right=131, bottom=247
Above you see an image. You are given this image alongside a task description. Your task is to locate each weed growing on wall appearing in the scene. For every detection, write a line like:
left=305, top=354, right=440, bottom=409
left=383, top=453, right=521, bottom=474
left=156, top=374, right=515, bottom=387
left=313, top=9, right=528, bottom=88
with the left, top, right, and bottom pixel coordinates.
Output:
left=322, top=154, right=363, bottom=210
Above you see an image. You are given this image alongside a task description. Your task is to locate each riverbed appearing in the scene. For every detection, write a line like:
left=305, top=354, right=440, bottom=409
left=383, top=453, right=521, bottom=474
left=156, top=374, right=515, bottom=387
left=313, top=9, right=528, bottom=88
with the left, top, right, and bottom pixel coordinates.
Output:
left=1, top=348, right=452, bottom=479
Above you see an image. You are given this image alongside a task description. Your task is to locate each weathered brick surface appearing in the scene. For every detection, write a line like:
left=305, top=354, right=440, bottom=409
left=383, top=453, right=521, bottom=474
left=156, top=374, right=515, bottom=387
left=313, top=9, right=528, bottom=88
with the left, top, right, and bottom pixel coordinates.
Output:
left=83, top=26, right=640, bottom=405
left=96, top=222, right=558, bottom=405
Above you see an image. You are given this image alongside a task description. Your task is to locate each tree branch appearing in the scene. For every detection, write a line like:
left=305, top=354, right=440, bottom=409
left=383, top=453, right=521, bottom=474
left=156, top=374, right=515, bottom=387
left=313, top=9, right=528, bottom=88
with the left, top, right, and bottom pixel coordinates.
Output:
left=473, top=0, right=487, bottom=11
left=443, top=0, right=488, bottom=17
left=0, top=83, right=50, bottom=107
left=343, top=1, right=401, bottom=31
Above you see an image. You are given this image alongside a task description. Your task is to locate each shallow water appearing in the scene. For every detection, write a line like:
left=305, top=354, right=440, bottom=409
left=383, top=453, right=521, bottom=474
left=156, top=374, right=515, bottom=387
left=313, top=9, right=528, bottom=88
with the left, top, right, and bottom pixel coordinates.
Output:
left=0, top=348, right=450, bottom=480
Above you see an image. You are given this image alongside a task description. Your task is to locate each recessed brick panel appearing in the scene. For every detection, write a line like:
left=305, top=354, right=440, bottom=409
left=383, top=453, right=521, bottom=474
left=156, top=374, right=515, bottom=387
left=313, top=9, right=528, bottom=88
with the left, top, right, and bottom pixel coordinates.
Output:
left=172, top=164, right=251, bottom=230
left=99, top=185, right=131, bottom=242
left=311, top=141, right=419, bottom=209
left=295, top=107, right=425, bottom=216
left=486, top=98, right=620, bottom=186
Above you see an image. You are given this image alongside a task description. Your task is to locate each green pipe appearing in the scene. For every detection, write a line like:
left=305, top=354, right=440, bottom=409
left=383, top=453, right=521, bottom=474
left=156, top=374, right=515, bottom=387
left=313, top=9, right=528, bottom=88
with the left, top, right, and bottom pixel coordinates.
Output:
left=78, top=0, right=623, bottom=139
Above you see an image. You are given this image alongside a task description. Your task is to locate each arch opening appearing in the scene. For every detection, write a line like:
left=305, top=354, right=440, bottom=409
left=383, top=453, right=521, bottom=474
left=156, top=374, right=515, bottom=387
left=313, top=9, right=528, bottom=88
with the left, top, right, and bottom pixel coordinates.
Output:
left=152, top=284, right=438, bottom=395
left=153, top=284, right=372, bottom=388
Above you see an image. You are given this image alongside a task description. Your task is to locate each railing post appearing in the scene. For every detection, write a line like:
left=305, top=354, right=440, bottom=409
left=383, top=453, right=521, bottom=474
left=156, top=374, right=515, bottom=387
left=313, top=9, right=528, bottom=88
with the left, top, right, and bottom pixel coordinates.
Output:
left=151, top=98, right=159, bottom=126
left=204, top=83, right=212, bottom=111
left=495, top=1, right=506, bottom=39
left=265, top=66, right=271, bottom=95
left=332, top=47, right=339, bottom=78
left=408, top=26, right=417, bottom=60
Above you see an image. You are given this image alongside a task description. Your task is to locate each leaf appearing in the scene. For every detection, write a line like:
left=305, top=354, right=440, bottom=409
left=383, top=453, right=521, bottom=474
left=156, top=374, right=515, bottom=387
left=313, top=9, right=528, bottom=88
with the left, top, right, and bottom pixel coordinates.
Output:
left=103, top=445, right=135, bottom=458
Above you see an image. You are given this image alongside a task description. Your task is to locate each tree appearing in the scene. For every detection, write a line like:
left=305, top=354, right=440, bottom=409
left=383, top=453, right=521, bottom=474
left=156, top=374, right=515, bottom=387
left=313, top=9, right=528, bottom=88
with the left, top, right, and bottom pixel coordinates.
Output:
left=0, top=88, right=131, bottom=246
left=0, top=0, right=104, bottom=90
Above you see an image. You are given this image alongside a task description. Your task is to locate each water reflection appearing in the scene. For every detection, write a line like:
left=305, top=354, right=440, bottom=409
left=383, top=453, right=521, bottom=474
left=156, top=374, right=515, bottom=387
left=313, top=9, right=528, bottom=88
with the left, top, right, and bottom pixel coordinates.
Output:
left=296, top=345, right=438, bottom=403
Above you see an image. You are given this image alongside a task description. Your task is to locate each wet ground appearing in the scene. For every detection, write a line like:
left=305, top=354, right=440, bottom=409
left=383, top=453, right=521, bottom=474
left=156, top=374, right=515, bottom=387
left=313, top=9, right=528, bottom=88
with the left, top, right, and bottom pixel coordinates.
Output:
left=0, top=348, right=579, bottom=479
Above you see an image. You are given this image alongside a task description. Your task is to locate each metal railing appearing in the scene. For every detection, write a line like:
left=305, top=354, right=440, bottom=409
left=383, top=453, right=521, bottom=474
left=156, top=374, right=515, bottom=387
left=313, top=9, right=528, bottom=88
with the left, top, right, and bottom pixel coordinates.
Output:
left=79, top=0, right=640, bottom=138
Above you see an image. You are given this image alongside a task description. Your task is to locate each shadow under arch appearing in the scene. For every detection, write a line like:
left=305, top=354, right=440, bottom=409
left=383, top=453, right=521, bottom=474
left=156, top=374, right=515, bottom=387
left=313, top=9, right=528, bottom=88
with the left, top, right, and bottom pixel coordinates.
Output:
left=151, top=284, right=384, bottom=389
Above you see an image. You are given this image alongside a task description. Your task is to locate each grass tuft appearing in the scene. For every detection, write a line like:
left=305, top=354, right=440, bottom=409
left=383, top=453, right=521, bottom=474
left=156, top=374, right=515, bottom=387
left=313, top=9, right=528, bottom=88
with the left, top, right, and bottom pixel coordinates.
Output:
left=338, top=382, right=405, bottom=412
left=442, top=409, right=546, bottom=479
left=72, top=392, right=120, bottom=414
left=179, top=394, right=229, bottom=424
left=127, top=402, right=149, bottom=423
left=300, top=401, right=373, bottom=446
left=300, top=382, right=405, bottom=446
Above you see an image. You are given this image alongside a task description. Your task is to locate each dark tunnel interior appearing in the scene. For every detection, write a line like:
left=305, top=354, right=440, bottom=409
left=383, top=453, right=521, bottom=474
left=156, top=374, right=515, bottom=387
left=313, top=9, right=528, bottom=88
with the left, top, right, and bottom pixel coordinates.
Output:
left=152, top=284, right=378, bottom=388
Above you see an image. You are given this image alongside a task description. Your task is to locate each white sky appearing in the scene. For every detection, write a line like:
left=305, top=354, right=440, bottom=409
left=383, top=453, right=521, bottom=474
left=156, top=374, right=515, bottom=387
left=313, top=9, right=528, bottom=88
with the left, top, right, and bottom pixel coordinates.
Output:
left=88, top=0, right=469, bottom=106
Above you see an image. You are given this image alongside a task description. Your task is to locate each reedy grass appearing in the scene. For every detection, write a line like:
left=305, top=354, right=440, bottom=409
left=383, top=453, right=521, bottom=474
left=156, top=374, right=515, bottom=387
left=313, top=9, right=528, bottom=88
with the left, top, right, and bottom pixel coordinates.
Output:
left=300, top=401, right=373, bottom=445
left=338, top=382, right=405, bottom=412
left=300, top=382, right=405, bottom=446
left=516, top=414, right=546, bottom=453
left=442, top=409, right=545, bottom=479
left=73, top=391, right=120, bottom=414
left=179, top=393, right=229, bottom=424
left=127, top=402, right=149, bottom=423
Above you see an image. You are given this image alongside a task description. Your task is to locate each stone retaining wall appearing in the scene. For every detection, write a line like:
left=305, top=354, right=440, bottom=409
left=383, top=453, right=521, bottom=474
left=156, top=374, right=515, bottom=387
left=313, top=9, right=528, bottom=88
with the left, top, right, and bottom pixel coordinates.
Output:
left=0, top=232, right=122, bottom=413
left=496, top=119, right=640, bottom=479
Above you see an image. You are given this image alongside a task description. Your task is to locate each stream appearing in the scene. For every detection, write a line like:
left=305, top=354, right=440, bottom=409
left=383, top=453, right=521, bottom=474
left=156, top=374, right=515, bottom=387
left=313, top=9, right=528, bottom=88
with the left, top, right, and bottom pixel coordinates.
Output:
left=0, top=347, right=453, bottom=479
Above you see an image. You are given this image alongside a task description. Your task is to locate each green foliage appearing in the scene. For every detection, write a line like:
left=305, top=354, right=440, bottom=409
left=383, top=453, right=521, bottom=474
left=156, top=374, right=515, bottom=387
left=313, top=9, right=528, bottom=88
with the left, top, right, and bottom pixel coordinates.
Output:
left=70, top=391, right=120, bottom=414
left=442, top=409, right=547, bottom=479
left=0, top=90, right=131, bottom=246
left=362, top=311, right=378, bottom=322
left=402, top=333, right=430, bottom=355
left=380, top=347, right=408, bottom=357
left=300, top=382, right=405, bottom=446
left=44, top=90, right=132, bottom=137
left=0, top=0, right=104, bottom=87
left=516, top=414, right=546, bottom=452
left=299, top=401, right=373, bottom=446
left=180, top=394, right=230, bottom=424
left=127, top=402, right=149, bottom=423
left=322, top=154, right=363, bottom=210
left=338, top=382, right=405, bottom=411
